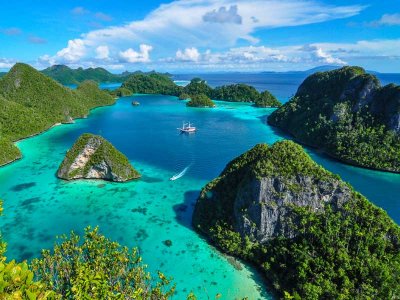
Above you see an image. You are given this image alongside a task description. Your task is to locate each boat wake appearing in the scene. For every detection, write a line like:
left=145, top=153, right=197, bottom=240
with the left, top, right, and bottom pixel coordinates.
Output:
left=170, top=165, right=191, bottom=181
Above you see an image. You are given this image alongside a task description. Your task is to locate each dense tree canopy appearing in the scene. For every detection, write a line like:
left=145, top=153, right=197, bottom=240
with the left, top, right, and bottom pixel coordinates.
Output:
left=193, top=140, right=400, bottom=299
left=187, top=94, right=216, bottom=107
left=122, top=73, right=181, bottom=96
left=268, top=66, right=400, bottom=172
left=0, top=63, right=115, bottom=166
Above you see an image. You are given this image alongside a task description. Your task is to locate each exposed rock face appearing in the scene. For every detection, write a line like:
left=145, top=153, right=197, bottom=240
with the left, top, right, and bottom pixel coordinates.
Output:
left=57, top=133, right=140, bottom=182
left=268, top=66, right=400, bottom=172
left=192, top=141, right=352, bottom=243
left=193, top=140, right=400, bottom=299
left=233, top=176, right=351, bottom=242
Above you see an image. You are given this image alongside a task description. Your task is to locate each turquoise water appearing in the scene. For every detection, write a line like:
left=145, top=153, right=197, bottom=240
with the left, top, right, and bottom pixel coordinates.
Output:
left=1, top=94, right=400, bottom=299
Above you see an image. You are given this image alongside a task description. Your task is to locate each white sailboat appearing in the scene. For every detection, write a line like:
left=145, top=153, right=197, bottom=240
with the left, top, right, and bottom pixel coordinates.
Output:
left=178, top=122, right=196, bottom=133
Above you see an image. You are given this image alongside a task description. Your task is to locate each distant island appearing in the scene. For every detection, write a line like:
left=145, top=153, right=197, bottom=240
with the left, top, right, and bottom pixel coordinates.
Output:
left=0, top=63, right=115, bottom=166
left=57, top=133, right=140, bottom=182
left=41, top=64, right=171, bottom=85
left=186, top=93, right=216, bottom=108
left=120, top=75, right=282, bottom=107
left=193, top=140, right=400, bottom=299
left=268, top=66, right=400, bottom=173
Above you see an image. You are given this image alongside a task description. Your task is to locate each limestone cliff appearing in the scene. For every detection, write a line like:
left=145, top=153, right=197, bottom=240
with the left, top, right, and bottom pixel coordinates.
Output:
left=268, top=66, right=400, bottom=172
left=192, top=140, right=400, bottom=299
left=193, top=141, right=352, bottom=242
left=57, top=133, right=140, bottom=182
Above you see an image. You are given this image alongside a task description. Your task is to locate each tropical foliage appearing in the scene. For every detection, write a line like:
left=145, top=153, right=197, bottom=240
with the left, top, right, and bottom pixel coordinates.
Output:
left=0, top=200, right=181, bottom=299
left=41, top=65, right=130, bottom=85
left=121, top=75, right=281, bottom=107
left=122, top=73, right=181, bottom=96
left=187, top=94, right=216, bottom=107
left=31, top=227, right=175, bottom=299
left=0, top=63, right=115, bottom=166
left=268, top=66, right=400, bottom=172
left=193, top=140, right=400, bottom=299
left=255, top=90, right=282, bottom=107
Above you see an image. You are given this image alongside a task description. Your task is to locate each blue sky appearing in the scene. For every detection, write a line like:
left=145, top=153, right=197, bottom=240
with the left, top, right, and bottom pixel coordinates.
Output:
left=0, top=0, right=399, bottom=72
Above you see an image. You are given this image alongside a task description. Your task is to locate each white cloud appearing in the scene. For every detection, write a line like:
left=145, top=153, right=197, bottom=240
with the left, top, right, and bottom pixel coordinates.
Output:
left=119, top=44, right=153, bottom=63
left=55, top=39, right=87, bottom=63
left=301, top=44, right=346, bottom=65
left=369, top=13, right=400, bottom=26
left=39, top=0, right=363, bottom=68
left=96, top=45, right=110, bottom=59
left=176, top=47, right=201, bottom=62
left=0, top=58, right=16, bottom=69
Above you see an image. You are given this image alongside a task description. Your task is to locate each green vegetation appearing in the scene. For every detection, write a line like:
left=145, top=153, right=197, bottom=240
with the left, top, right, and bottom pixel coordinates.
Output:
left=0, top=63, right=115, bottom=166
left=122, top=73, right=181, bottom=96
left=255, top=90, right=282, bottom=107
left=0, top=200, right=177, bottom=299
left=187, top=94, right=216, bottom=108
left=58, top=133, right=140, bottom=181
left=268, top=66, right=400, bottom=172
left=121, top=75, right=281, bottom=107
left=41, top=65, right=129, bottom=85
left=31, top=227, right=175, bottom=299
left=108, top=87, right=134, bottom=98
left=178, top=93, right=191, bottom=100
left=212, top=83, right=259, bottom=102
left=182, top=78, right=213, bottom=97
left=193, top=140, right=400, bottom=299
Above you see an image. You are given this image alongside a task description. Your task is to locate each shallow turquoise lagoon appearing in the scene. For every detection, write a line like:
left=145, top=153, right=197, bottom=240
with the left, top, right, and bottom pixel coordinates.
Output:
left=1, top=95, right=400, bottom=299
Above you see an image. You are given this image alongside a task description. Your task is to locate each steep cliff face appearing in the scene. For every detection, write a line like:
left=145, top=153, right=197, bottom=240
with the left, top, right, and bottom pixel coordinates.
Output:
left=57, top=133, right=140, bottom=182
left=192, top=140, right=400, bottom=299
left=268, top=66, right=400, bottom=172
left=193, top=141, right=350, bottom=242
left=232, top=175, right=351, bottom=242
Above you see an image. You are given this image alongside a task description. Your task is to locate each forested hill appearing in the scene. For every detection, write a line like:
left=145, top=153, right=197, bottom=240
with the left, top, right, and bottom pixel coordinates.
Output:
left=193, top=140, right=400, bottom=299
left=41, top=65, right=128, bottom=85
left=41, top=65, right=172, bottom=85
left=0, top=63, right=115, bottom=166
left=268, top=66, right=400, bottom=173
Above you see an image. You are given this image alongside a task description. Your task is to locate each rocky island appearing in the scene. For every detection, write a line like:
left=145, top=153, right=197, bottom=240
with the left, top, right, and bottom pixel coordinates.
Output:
left=193, top=140, right=400, bottom=299
left=186, top=93, right=216, bottom=108
left=57, top=133, right=140, bottom=182
left=268, top=66, right=400, bottom=172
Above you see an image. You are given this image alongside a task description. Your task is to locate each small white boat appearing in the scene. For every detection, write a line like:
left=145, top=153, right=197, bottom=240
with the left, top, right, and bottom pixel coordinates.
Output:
left=178, top=122, right=196, bottom=133
left=170, top=165, right=190, bottom=181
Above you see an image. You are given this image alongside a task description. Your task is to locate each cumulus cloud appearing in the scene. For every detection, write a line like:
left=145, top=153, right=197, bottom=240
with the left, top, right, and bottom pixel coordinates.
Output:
left=96, top=45, right=110, bottom=59
left=39, top=0, right=363, bottom=68
left=176, top=47, right=201, bottom=61
left=301, top=44, right=346, bottom=65
left=203, top=5, right=242, bottom=24
left=119, top=44, right=153, bottom=63
left=56, top=39, right=87, bottom=63
left=0, top=58, right=16, bottom=69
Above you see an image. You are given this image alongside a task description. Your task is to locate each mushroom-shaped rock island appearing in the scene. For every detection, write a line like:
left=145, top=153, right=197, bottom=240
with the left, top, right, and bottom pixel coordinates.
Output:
left=57, top=133, right=140, bottom=182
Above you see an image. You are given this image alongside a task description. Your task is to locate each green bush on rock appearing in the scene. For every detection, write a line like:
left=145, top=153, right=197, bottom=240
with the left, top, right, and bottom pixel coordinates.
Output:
left=193, top=140, right=400, bottom=299
left=187, top=94, right=216, bottom=108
